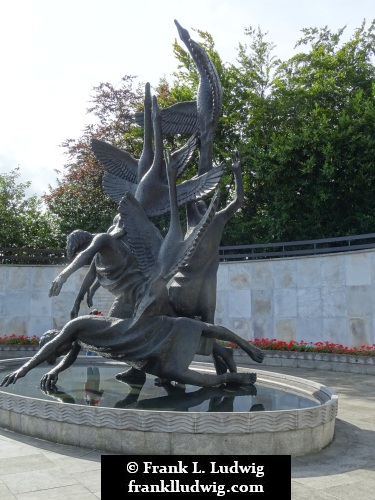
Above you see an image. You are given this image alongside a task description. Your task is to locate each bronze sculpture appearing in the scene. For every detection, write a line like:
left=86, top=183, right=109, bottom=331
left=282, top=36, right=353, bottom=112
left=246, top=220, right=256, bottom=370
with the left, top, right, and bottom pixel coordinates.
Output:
left=0, top=20, right=265, bottom=391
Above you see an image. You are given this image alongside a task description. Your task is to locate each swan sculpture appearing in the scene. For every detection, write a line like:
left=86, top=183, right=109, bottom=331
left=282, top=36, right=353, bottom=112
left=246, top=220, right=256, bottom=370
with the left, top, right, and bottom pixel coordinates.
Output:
left=92, top=92, right=225, bottom=217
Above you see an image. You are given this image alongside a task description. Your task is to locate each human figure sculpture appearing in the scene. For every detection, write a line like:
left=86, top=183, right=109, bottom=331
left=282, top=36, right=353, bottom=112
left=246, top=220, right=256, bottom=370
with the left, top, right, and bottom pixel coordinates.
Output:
left=1, top=142, right=264, bottom=390
left=169, top=152, right=244, bottom=324
left=67, top=97, right=237, bottom=375
left=61, top=201, right=235, bottom=378
left=0, top=310, right=264, bottom=390
left=51, top=217, right=147, bottom=320
left=167, top=152, right=244, bottom=371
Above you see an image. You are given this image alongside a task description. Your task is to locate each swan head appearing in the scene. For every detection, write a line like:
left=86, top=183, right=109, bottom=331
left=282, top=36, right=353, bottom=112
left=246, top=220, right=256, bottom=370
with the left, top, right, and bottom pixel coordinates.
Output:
left=174, top=19, right=190, bottom=43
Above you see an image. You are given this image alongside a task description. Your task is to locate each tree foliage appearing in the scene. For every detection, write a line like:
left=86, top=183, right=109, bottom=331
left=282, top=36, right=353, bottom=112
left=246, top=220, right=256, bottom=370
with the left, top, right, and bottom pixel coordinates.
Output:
left=235, top=20, right=375, bottom=243
left=0, top=168, right=63, bottom=248
left=43, top=76, right=145, bottom=237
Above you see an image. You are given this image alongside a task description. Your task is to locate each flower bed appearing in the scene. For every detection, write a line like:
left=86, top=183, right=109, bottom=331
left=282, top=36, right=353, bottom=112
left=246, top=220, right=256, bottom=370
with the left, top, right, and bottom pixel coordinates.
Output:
left=0, top=334, right=39, bottom=359
left=0, top=334, right=39, bottom=346
left=210, top=338, right=375, bottom=375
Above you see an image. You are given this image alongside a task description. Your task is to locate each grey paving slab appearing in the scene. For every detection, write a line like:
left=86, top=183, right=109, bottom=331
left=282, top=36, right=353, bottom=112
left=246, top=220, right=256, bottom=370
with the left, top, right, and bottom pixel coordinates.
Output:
left=16, top=484, right=100, bottom=500
left=50, top=456, right=101, bottom=475
left=0, top=442, right=42, bottom=459
left=321, top=481, right=375, bottom=499
left=291, top=482, right=341, bottom=499
left=0, top=454, right=57, bottom=475
left=1, top=468, right=78, bottom=495
left=70, top=469, right=102, bottom=494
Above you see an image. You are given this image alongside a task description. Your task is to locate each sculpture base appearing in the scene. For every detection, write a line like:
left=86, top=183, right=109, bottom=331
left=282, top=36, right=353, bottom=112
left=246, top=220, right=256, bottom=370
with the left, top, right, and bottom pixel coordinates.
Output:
left=0, top=357, right=338, bottom=456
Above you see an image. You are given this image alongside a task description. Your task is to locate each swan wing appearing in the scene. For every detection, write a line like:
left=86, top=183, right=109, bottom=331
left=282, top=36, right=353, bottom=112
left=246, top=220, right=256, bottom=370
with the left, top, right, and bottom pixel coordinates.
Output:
left=164, top=190, right=218, bottom=282
left=102, top=172, right=137, bottom=203
left=117, top=192, right=163, bottom=277
left=135, top=101, right=198, bottom=135
left=142, top=163, right=225, bottom=217
left=176, top=163, right=225, bottom=205
left=169, top=133, right=199, bottom=179
left=91, top=138, right=138, bottom=183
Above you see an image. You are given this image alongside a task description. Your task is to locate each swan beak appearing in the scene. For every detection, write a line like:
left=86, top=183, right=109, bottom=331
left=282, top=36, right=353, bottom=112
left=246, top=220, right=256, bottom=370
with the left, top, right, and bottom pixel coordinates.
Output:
left=174, top=19, right=190, bottom=42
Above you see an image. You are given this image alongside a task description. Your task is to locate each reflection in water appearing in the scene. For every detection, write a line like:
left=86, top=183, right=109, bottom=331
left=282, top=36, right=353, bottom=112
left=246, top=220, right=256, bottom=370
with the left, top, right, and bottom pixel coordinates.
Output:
left=84, top=367, right=103, bottom=406
left=114, top=379, right=264, bottom=412
left=207, top=394, right=264, bottom=413
left=0, top=363, right=320, bottom=412
left=40, top=367, right=104, bottom=406
left=40, top=386, right=76, bottom=404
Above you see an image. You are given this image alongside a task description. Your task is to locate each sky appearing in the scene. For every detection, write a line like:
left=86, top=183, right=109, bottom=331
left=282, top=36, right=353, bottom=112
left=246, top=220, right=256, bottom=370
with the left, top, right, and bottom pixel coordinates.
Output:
left=1, top=0, right=374, bottom=199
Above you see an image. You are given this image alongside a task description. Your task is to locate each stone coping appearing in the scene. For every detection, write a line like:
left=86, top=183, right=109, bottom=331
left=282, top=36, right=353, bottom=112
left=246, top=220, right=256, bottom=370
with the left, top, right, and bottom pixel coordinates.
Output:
left=227, top=349, right=375, bottom=375
left=0, top=346, right=38, bottom=359
left=0, top=357, right=338, bottom=456
left=0, top=346, right=38, bottom=350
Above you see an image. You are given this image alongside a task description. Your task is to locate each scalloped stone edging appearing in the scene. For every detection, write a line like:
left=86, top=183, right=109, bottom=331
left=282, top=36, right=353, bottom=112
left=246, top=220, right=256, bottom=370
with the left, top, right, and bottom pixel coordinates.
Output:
left=0, top=357, right=338, bottom=456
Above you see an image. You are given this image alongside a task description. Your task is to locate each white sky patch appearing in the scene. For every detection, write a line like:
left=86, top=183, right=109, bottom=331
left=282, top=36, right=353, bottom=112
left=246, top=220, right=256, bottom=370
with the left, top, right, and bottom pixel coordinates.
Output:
left=0, top=0, right=374, bottom=198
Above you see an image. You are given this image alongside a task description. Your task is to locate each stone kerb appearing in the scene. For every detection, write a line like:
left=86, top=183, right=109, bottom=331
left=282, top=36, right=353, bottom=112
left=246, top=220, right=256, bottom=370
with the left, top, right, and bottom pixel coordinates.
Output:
left=0, top=346, right=38, bottom=359
left=229, top=350, right=375, bottom=375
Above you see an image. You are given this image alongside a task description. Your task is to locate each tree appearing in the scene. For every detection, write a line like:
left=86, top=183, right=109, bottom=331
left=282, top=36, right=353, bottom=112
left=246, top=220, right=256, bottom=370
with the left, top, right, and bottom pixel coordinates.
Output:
left=206, top=20, right=375, bottom=244
left=0, top=168, right=63, bottom=248
left=240, top=21, right=375, bottom=242
left=217, top=26, right=282, bottom=244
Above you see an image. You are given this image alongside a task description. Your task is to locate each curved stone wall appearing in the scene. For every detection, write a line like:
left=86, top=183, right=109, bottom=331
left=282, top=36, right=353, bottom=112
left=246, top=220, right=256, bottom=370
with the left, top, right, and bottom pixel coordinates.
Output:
left=1, top=248, right=375, bottom=347
left=215, top=249, right=375, bottom=347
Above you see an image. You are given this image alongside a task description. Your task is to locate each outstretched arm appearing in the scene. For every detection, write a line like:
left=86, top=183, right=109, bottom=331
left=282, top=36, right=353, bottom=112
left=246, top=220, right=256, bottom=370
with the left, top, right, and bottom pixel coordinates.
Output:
left=49, top=233, right=110, bottom=297
left=0, top=321, right=80, bottom=387
left=216, top=151, right=244, bottom=223
left=40, top=341, right=81, bottom=389
left=70, top=262, right=97, bottom=319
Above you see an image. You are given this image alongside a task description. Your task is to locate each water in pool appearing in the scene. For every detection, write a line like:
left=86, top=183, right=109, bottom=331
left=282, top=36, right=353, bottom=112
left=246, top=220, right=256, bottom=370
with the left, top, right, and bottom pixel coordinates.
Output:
left=0, top=363, right=321, bottom=412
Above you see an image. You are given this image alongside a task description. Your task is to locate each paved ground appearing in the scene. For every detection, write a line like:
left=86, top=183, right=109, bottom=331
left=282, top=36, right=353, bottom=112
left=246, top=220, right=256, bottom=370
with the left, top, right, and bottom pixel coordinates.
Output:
left=0, top=365, right=374, bottom=499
